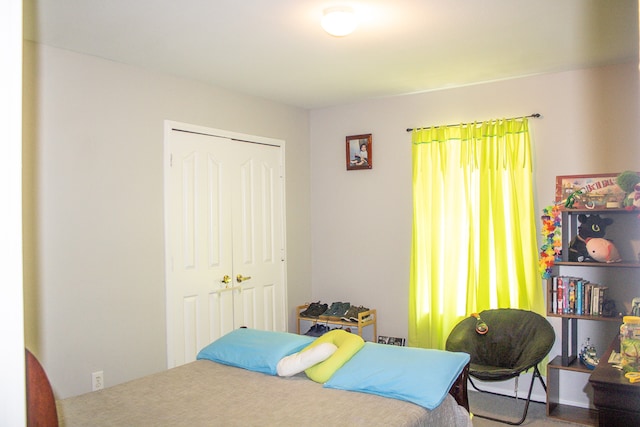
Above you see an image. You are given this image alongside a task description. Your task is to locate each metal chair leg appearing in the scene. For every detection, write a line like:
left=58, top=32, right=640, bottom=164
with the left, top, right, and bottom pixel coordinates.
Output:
left=469, top=366, right=545, bottom=426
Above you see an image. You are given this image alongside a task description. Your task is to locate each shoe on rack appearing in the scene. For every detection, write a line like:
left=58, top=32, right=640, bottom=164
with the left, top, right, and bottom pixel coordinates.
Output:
left=339, top=302, right=351, bottom=317
left=303, top=323, right=317, bottom=335
left=304, top=323, right=330, bottom=337
left=348, top=306, right=370, bottom=322
left=321, top=302, right=341, bottom=317
left=336, top=302, right=351, bottom=317
left=324, top=302, right=350, bottom=318
left=341, top=305, right=361, bottom=322
left=300, top=302, right=328, bottom=318
left=352, top=309, right=371, bottom=322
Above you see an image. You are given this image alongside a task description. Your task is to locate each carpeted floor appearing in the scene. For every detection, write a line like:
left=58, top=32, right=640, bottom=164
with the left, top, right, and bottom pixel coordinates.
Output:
left=468, top=391, right=589, bottom=426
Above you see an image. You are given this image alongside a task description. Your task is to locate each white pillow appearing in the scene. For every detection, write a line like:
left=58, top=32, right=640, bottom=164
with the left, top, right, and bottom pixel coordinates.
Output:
left=276, top=343, right=338, bottom=377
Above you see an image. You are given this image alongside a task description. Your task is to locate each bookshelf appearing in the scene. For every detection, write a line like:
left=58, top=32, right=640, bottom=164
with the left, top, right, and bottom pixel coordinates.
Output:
left=545, top=208, right=640, bottom=425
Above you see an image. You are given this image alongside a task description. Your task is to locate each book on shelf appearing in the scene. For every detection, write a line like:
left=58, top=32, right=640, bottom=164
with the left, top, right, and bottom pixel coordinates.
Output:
left=568, top=277, right=576, bottom=314
left=557, top=276, right=564, bottom=314
left=576, top=279, right=583, bottom=315
left=583, top=282, right=592, bottom=316
left=549, top=275, right=607, bottom=316
left=551, top=276, right=558, bottom=314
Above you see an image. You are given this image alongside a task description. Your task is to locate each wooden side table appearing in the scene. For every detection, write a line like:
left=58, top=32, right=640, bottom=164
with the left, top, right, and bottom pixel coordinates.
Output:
left=589, top=336, right=640, bottom=426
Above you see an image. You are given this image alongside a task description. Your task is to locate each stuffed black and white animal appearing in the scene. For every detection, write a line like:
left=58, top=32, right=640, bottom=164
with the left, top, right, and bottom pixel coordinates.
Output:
left=568, top=214, right=613, bottom=262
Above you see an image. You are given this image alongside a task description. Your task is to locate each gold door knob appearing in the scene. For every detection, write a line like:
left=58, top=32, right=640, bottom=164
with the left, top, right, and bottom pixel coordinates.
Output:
left=236, top=274, right=252, bottom=283
left=221, top=275, right=231, bottom=284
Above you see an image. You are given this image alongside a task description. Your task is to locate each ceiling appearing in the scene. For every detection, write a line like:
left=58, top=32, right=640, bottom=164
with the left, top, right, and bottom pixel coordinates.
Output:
left=23, top=0, right=638, bottom=109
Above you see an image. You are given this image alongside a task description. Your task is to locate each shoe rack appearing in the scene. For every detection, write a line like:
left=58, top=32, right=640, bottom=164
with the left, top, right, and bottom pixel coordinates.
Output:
left=296, top=305, right=377, bottom=341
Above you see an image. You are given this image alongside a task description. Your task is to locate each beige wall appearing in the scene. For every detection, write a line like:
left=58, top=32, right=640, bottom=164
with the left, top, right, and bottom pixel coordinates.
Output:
left=309, top=62, right=639, bottom=406
left=22, top=41, right=312, bottom=399
left=23, top=41, right=639, bottom=408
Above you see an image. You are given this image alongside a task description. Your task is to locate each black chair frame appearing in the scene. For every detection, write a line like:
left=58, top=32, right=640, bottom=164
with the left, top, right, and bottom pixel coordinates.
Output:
left=467, top=365, right=546, bottom=425
left=445, top=308, right=555, bottom=425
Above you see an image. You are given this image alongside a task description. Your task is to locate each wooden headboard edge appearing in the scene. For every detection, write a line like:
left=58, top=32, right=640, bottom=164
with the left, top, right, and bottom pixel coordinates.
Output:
left=448, top=362, right=470, bottom=412
left=25, top=348, right=59, bottom=427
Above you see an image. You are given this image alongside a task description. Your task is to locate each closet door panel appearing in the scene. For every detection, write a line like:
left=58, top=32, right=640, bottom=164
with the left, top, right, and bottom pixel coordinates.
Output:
left=166, top=125, right=286, bottom=368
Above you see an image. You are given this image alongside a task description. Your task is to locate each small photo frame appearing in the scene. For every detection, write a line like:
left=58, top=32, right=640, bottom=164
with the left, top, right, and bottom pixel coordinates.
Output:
left=388, top=337, right=406, bottom=346
left=377, top=336, right=406, bottom=346
left=377, top=335, right=389, bottom=344
left=346, top=134, right=372, bottom=170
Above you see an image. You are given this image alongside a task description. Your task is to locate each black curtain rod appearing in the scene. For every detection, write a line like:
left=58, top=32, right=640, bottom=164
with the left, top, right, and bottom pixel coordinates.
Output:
left=405, top=113, right=541, bottom=132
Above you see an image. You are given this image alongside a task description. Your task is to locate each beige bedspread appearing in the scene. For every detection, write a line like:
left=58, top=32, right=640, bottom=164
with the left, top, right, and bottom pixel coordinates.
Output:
left=57, top=359, right=472, bottom=427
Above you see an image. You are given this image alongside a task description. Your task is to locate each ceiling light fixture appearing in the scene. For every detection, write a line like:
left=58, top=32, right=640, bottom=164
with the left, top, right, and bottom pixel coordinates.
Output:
left=321, top=6, right=358, bottom=37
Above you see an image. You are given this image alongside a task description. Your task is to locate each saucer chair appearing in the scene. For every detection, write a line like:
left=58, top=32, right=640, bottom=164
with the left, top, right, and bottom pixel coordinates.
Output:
left=445, top=308, right=555, bottom=425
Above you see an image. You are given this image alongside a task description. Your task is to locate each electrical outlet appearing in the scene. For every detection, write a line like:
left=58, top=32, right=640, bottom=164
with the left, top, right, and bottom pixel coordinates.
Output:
left=92, top=371, right=104, bottom=391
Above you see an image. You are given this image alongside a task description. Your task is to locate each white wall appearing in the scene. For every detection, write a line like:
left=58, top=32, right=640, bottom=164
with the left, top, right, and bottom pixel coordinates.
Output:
left=1, top=0, right=26, bottom=425
left=309, top=62, right=639, bottom=406
left=22, top=42, right=312, bottom=399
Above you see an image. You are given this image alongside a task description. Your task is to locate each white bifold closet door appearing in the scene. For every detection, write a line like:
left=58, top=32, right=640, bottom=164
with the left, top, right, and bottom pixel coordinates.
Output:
left=165, top=123, right=286, bottom=368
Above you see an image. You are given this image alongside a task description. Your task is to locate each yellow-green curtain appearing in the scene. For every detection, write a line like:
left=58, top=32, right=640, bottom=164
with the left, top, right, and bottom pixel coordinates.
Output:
left=409, top=117, right=544, bottom=349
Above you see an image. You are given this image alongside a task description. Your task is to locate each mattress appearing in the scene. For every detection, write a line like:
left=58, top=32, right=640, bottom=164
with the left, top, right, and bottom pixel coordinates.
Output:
left=57, top=359, right=472, bottom=427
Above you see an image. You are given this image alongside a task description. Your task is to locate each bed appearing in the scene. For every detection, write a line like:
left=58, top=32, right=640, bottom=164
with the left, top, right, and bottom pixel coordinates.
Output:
left=54, top=329, right=472, bottom=427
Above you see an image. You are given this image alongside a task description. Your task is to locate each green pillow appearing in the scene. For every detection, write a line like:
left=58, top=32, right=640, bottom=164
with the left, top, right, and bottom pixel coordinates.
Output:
left=304, top=329, right=364, bottom=383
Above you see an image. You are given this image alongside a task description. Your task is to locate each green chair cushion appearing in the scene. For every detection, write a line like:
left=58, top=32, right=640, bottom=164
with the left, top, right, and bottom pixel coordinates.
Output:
left=446, top=308, right=555, bottom=381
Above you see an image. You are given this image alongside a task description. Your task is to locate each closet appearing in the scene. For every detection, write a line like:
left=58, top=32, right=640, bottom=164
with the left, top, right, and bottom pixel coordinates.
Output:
left=164, top=122, right=287, bottom=367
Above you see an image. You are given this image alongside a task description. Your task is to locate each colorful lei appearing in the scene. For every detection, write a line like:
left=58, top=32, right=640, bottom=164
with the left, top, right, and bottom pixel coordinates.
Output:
left=539, top=205, right=562, bottom=279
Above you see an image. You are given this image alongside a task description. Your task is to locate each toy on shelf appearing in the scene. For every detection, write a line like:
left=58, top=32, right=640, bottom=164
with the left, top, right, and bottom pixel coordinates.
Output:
left=616, top=170, right=640, bottom=210
left=568, top=214, right=614, bottom=262
left=585, top=237, right=622, bottom=263
left=579, top=338, right=599, bottom=370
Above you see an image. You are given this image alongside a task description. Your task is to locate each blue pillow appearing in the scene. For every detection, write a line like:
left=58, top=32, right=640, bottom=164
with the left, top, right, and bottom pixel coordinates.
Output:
left=197, top=328, right=315, bottom=375
left=324, top=342, right=470, bottom=410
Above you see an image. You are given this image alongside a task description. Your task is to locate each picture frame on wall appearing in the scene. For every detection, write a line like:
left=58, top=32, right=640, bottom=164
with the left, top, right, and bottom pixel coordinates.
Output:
left=346, top=134, right=372, bottom=170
